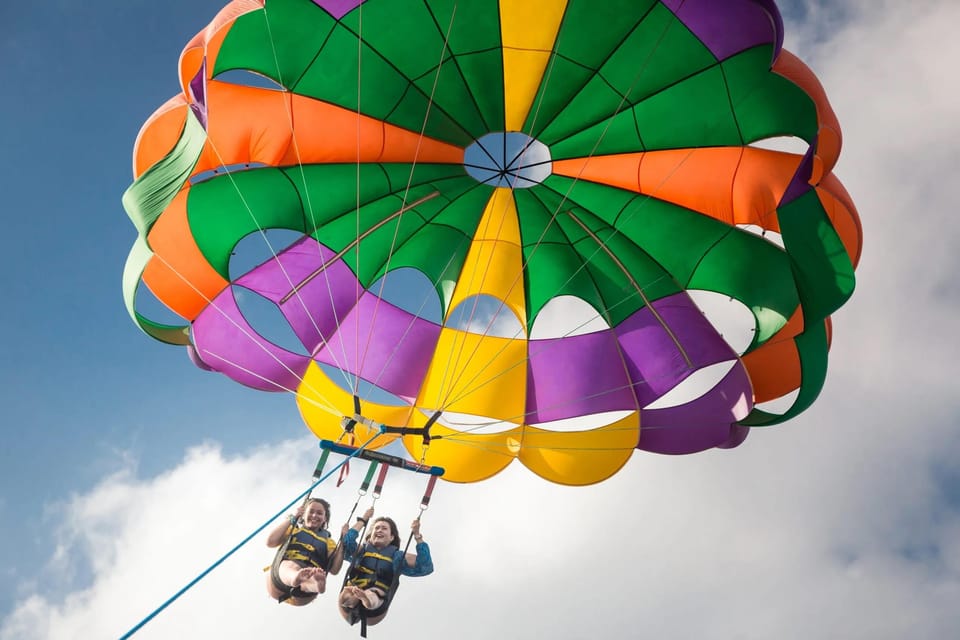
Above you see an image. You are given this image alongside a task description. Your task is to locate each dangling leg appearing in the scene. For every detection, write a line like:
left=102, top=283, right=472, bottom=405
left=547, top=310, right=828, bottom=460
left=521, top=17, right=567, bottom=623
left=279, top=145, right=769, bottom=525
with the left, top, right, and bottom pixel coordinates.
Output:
left=277, top=560, right=303, bottom=588
left=267, top=562, right=317, bottom=606
left=339, top=585, right=364, bottom=609
left=356, top=587, right=384, bottom=610
left=295, top=566, right=327, bottom=594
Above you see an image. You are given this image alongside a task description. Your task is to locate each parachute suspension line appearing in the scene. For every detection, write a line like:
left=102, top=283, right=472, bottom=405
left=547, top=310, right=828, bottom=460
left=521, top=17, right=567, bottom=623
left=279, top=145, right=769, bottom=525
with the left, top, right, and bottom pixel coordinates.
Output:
left=427, top=202, right=665, bottom=417
left=567, top=212, right=693, bottom=369
left=144, top=251, right=340, bottom=418
left=420, top=5, right=616, bottom=407
left=424, top=216, right=670, bottom=415
left=254, top=2, right=362, bottom=394
left=191, top=349, right=344, bottom=416
left=117, top=430, right=384, bottom=640
left=198, top=130, right=357, bottom=396
left=418, top=147, right=726, bottom=420
left=429, top=151, right=524, bottom=410
left=437, top=141, right=757, bottom=413
left=434, top=274, right=674, bottom=414
left=360, top=238, right=463, bottom=396
left=427, top=4, right=701, bottom=413
left=353, top=3, right=460, bottom=392
left=525, top=63, right=799, bottom=381
left=427, top=8, right=792, bottom=421
left=281, top=191, right=443, bottom=304
left=414, top=36, right=557, bottom=416
left=353, top=0, right=364, bottom=399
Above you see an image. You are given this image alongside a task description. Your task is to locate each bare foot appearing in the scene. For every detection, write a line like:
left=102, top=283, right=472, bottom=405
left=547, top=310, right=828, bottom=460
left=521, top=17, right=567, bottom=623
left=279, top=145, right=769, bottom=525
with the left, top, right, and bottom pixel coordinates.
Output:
left=312, top=568, right=327, bottom=594
left=357, top=588, right=383, bottom=610
left=295, top=567, right=327, bottom=593
left=339, top=586, right=362, bottom=608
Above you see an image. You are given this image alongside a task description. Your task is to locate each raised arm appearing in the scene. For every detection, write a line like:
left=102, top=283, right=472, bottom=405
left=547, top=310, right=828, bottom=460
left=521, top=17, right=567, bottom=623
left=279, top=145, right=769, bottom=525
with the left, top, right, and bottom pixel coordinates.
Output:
left=342, top=506, right=374, bottom=559
left=266, top=509, right=301, bottom=548
left=402, top=519, right=434, bottom=576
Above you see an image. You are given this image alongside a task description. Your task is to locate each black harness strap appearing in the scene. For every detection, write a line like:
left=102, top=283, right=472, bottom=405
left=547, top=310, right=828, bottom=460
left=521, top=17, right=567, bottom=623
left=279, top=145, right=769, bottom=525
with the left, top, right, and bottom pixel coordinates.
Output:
left=325, top=428, right=443, bottom=636
left=339, top=409, right=443, bottom=445
left=343, top=544, right=402, bottom=638
left=269, top=450, right=332, bottom=603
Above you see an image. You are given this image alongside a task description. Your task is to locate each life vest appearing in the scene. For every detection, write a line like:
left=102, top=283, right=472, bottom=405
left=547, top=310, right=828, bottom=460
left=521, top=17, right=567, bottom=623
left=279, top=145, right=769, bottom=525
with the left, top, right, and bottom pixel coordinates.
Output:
left=283, top=527, right=334, bottom=570
left=270, top=526, right=334, bottom=603
left=347, top=544, right=399, bottom=595
left=343, top=543, right=401, bottom=636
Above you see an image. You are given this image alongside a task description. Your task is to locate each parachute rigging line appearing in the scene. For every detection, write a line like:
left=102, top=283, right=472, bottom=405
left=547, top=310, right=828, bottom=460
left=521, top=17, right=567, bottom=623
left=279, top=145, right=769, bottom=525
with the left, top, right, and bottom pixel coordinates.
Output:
left=267, top=448, right=333, bottom=603
left=337, top=455, right=440, bottom=638
left=146, top=246, right=342, bottom=418
left=414, top=1, right=815, bottom=422
left=355, top=3, right=460, bottom=399
left=417, top=16, right=702, bottom=417
left=199, top=135, right=357, bottom=396
left=261, top=2, right=361, bottom=393
left=117, top=430, right=383, bottom=640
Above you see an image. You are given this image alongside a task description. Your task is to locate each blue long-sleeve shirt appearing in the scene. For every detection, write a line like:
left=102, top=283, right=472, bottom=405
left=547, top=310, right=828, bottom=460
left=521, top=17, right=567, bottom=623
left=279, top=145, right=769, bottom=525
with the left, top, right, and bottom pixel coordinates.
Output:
left=343, top=528, right=434, bottom=577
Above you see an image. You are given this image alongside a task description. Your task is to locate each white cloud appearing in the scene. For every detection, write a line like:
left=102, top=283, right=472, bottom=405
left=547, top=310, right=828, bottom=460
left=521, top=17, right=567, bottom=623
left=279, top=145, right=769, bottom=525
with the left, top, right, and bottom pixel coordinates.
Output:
left=3, top=406, right=959, bottom=640
left=5, top=2, right=960, bottom=639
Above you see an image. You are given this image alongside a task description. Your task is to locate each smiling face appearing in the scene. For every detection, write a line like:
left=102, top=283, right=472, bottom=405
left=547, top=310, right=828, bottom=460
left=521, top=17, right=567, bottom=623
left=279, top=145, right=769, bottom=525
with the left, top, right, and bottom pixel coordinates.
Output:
left=303, top=500, right=328, bottom=530
left=368, top=517, right=398, bottom=549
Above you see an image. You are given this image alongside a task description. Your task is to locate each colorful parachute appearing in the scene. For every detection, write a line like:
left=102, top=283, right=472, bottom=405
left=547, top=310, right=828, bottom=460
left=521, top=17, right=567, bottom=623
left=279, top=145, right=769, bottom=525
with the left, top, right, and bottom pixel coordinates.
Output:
left=123, top=0, right=862, bottom=486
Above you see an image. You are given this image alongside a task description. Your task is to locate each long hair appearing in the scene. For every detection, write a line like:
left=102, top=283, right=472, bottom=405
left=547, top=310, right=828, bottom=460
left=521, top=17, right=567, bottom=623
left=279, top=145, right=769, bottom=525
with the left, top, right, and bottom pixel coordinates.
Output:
left=304, top=497, right=331, bottom=528
left=366, top=516, right=401, bottom=547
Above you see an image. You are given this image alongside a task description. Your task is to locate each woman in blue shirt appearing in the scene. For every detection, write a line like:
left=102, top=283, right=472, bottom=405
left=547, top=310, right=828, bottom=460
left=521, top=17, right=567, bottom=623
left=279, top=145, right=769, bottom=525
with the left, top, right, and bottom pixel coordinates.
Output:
left=337, top=507, right=433, bottom=627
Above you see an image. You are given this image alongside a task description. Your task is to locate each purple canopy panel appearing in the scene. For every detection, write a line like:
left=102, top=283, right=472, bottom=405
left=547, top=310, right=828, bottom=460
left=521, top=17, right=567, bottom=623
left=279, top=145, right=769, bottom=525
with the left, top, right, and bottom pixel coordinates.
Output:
left=637, top=361, right=753, bottom=454
left=236, top=237, right=361, bottom=354
left=781, top=143, right=817, bottom=206
left=661, top=0, right=783, bottom=61
left=187, top=344, right=215, bottom=371
left=188, top=58, right=208, bottom=129
left=717, top=422, right=751, bottom=449
left=310, top=0, right=365, bottom=20
left=615, top=294, right=739, bottom=398
left=313, top=293, right=440, bottom=402
left=526, top=330, right=636, bottom=424
left=191, top=287, right=311, bottom=391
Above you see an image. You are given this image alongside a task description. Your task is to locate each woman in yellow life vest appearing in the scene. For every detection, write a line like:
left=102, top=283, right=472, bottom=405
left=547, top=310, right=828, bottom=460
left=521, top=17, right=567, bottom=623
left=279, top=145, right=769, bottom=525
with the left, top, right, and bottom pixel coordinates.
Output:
left=338, top=507, right=433, bottom=628
left=266, top=498, right=344, bottom=605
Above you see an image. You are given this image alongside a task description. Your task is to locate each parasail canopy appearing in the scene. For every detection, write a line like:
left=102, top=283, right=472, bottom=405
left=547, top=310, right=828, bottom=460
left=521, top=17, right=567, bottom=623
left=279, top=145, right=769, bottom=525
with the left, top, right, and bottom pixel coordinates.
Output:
left=122, top=0, right=862, bottom=486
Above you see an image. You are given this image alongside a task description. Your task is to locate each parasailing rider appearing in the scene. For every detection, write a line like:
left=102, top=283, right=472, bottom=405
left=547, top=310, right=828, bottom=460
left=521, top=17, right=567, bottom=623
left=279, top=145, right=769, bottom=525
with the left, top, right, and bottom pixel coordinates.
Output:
left=266, top=498, right=344, bottom=605
left=337, top=507, right=433, bottom=631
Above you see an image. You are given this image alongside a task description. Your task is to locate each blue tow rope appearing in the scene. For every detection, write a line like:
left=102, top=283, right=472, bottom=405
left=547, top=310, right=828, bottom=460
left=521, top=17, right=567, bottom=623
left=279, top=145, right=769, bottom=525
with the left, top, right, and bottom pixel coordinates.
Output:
left=118, top=432, right=381, bottom=639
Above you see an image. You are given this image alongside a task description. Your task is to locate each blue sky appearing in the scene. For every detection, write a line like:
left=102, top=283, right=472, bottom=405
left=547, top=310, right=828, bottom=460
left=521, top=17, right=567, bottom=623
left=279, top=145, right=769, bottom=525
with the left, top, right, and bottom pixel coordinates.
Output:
left=2, top=1, right=959, bottom=639
left=0, top=0, right=303, bottom=603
